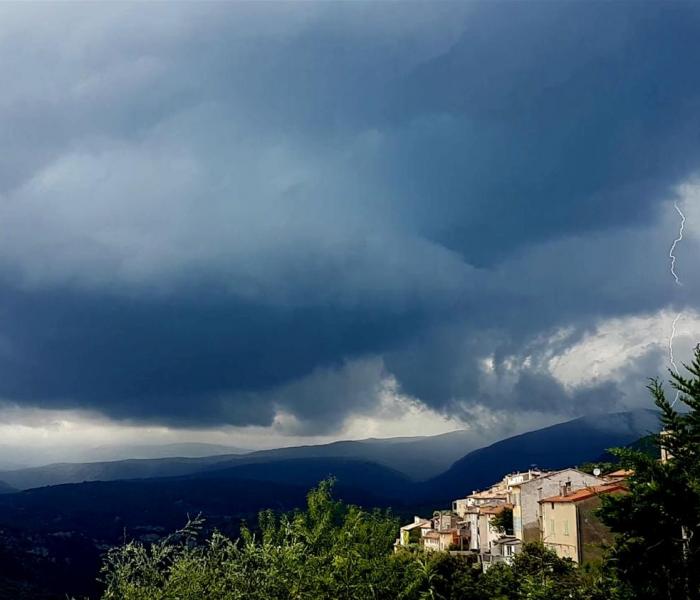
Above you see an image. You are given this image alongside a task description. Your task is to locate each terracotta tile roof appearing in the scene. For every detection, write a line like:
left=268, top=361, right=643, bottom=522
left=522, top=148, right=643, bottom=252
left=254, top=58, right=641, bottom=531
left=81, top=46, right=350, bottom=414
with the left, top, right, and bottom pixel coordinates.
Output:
left=467, top=490, right=508, bottom=499
left=480, top=503, right=513, bottom=515
left=539, top=484, right=626, bottom=504
left=606, top=469, right=634, bottom=478
left=423, top=530, right=456, bottom=538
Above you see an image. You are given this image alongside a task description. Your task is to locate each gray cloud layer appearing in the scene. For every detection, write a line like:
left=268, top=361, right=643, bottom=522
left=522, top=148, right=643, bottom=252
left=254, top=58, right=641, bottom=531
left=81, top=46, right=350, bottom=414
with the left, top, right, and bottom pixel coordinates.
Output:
left=0, top=2, right=699, bottom=433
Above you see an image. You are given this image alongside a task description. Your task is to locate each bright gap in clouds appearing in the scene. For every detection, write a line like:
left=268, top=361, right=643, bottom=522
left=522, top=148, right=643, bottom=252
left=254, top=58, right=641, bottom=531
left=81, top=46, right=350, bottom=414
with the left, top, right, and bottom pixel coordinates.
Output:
left=549, top=309, right=700, bottom=391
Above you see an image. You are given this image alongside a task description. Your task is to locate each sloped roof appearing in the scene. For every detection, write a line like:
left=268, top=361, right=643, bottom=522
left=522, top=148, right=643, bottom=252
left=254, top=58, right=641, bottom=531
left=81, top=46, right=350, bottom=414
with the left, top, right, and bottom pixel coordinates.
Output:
left=539, top=483, right=626, bottom=504
left=401, top=520, right=431, bottom=531
left=605, top=468, right=634, bottom=478
left=422, top=531, right=441, bottom=539
left=480, top=503, right=513, bottom=515
left=511, top=467, right=600, bottom=488
left=467, top=489, right=508, bottom=499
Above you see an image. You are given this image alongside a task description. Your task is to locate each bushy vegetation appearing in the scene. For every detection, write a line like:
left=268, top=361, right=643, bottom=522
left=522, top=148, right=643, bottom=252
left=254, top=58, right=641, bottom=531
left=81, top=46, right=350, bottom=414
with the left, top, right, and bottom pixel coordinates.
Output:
left=100, top=347, right=700, bottom=600
left=490, top=507, right=513, bottom=536
left=101, top=478, right=599, bottom=600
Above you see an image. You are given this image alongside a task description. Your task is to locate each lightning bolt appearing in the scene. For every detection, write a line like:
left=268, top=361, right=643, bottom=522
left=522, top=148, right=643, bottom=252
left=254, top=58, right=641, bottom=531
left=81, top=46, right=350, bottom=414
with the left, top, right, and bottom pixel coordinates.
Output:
left=669, top=313, right=681, bottom=377
left=668, top=201, right=686, bottom=406
left=669, top=201, right=685, bottom=286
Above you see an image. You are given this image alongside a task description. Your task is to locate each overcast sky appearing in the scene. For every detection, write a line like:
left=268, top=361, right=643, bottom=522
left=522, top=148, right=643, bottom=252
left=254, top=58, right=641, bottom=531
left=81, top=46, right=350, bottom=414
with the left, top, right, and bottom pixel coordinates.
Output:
left=1, top=2, right=700, bottom=457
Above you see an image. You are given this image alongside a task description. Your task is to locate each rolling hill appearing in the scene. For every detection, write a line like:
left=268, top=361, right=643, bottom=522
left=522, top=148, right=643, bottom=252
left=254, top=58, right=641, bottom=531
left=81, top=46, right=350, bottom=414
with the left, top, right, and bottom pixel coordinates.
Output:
left=0, top=454, right=240, bottom=490
left=0, top=460, right=414, bottom=532
left=0, top=476, right=316, bottom=600
left=193, top=457, right=416, bottom=500
left=0, top=429, right=487, bottom=489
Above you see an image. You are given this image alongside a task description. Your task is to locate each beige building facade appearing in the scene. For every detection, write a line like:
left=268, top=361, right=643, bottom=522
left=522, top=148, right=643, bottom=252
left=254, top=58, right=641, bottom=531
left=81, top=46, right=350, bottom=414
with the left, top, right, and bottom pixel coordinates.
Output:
left=541, top=499, right=579, bottom=561
left=511, top=468, right=603, bottom=542
left=540, top=484, right=626, bottom=564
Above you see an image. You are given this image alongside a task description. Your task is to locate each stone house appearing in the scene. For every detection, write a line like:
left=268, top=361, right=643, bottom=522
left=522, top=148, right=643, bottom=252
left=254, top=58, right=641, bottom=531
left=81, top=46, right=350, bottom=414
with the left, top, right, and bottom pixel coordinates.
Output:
left=396, top=516, right=432, bottom=547
left=539, top=483, right=626, bottom=563
left=422, top=526, right=469, bottom=552
left=510, top=468, right=603, bottom=542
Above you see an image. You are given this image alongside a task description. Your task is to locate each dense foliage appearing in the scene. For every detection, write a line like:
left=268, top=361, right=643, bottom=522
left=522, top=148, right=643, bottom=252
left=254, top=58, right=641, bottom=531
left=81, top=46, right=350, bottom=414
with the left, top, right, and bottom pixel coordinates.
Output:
left=490, top=507, right=513, bottom=536
left=101, top=479, right=598, bottom=600
left=599, top=347, right=700, bottom=600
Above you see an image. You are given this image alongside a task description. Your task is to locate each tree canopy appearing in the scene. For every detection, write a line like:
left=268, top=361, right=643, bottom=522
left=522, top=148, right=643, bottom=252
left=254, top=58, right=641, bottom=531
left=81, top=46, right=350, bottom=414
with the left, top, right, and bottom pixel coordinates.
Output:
left=599, top=346, right=700, bottom=600
left=100, top=480, right=591, bottom=600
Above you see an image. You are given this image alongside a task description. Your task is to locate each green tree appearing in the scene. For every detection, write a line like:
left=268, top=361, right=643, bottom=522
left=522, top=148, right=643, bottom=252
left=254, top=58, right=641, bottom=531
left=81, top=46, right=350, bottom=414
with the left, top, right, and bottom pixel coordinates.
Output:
left=491, top=507, right=514, bottom=536
left=599, top=346, right=700, bottom=600
left=578, top=461, right=617, bottom=476
left=100, top=480, right=421, bottom=600
left=397, top=551, right=481, bottom=600
left=478, top=543, right=586, bottom=600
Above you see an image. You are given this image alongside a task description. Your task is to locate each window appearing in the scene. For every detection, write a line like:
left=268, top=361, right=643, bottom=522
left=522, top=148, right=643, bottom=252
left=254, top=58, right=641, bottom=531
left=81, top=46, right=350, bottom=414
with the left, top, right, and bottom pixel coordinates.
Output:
left=549, top=519, right=555, bottom=535
left=563, top=520, right=569, bottom=536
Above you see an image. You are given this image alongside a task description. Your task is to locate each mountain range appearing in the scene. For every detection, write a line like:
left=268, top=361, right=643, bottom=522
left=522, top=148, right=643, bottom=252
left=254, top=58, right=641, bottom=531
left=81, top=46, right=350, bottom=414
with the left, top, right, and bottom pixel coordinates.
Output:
left=424, top=409, right=659, bottom=501
left=0, top=427, right=489, bottom=490
left=230, top=430, right=488, bottom=480
left=0, top=442, right=250, bottom=471
left=0, top=409, right=659, bottom=493
left=0, top=409, right=660, bottom=600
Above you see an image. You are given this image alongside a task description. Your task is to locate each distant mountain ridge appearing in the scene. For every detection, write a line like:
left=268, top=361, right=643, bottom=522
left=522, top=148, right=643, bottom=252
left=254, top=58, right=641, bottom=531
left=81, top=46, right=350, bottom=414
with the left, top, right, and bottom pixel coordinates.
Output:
left=425, top=409, right=660, bottom=501
left=0, top=429, right=488, bottom=489
left=239, top=430, right=486, bottom=480
left=87, top=442, right=250, bottom=461
left=0, top=410, right=661, bottom=537
left=0, top=409, right=659, bottom=492
left=0, top=442, right=250, bottom=471
left=0, top=454, right=240, bottom=490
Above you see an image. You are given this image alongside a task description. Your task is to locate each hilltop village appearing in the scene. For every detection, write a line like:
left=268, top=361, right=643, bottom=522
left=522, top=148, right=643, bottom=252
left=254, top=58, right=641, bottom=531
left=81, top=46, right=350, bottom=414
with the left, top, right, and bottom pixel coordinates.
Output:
left=396, top=465, right=632, bottom=568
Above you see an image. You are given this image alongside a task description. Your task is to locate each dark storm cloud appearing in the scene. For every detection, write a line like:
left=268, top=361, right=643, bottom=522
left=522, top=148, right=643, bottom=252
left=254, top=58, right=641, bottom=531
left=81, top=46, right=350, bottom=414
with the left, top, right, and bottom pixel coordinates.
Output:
left=0, top=2, right=699, bottom=430
left=379, top=2, right=700, bottom=264
left=0, top=286, right=425, bottom=427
